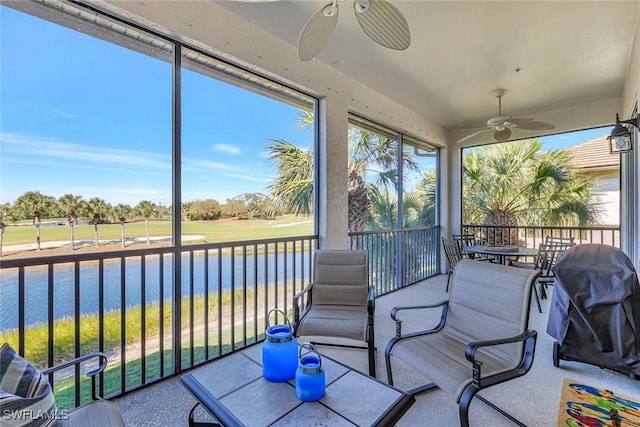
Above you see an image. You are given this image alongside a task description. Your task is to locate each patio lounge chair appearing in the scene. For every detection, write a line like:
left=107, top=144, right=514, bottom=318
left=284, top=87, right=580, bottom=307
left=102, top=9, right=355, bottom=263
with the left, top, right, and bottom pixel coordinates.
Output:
left=292, top=249, right=376, bottom=377
left=385, top=260, right=540, bottom=427
left=0, top=343, right=125, bottom=427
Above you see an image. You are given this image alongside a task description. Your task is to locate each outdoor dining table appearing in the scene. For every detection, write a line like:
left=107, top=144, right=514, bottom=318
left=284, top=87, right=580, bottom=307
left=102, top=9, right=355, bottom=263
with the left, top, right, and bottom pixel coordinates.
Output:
left=180, top=343, right=415, bottom=427
left=464, top=245, right=539, bottom=265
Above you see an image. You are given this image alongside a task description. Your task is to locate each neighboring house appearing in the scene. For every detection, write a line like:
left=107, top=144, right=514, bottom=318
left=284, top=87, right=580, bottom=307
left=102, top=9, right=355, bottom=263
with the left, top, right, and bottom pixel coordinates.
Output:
left=567, top=135, right=620, bottom=225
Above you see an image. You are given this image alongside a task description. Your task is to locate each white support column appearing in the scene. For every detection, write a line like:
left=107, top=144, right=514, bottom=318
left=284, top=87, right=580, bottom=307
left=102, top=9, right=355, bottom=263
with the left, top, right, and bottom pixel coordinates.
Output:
left=318, top=95, right=349, bottom=250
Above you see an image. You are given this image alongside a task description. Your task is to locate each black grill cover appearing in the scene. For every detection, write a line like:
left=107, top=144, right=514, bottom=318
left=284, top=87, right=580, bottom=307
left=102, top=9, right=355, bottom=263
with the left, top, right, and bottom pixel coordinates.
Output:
left=546, top=243, right=640, bottom=375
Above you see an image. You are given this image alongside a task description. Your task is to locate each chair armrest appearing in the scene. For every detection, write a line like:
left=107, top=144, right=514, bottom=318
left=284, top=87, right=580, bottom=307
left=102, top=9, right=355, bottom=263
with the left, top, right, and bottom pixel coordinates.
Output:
left=465, top=329, right=538, bottom=390
left=367, top=285, right=375, bottom=315
left=293, top=282, right=313, bottom=325
left=465, top=329, right=537, bottom=362
left=390, top=300, right=449, bottom=338
left=41, top=352, right=108, bottom=401
left=508, top=260, right=536, bottom=269
left=390, top=300, right=448, bottom=320
left=293, top=282, right=313, bottom=303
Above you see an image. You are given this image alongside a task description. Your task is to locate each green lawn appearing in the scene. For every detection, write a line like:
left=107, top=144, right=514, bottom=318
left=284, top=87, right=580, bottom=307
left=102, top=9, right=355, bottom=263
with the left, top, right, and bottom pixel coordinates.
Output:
left=2, top=215, right=314, bottom=246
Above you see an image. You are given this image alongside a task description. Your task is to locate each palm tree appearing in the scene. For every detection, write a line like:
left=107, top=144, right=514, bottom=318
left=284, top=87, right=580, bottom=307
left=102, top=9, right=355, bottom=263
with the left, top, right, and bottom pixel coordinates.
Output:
left=462, top=139, right=600, bottom=245
left=0, top=221, right=5, bottom=258
left=112, top=204, right=132, bottom=248
left=58, top=194, right=83, bottom=250
left=267, top=111, right=418, bottom=232
left=267, top=140, right=314, bottom=216
left=0, top=205, right=13, bottom=258
left=366, top=187, right=397, bottom=230
left=134, top=200, right=157, bottom=245
left=414, top=169, right=437, bottom=226
left=13, top=191, right=55, bottom=251
left=365, top=171, right=437, bottom=230
left=346, top=127, right=418, bottom=231
left=267, top=110, right=315, bottom=219
left=83, top=197, right=111, bottom=247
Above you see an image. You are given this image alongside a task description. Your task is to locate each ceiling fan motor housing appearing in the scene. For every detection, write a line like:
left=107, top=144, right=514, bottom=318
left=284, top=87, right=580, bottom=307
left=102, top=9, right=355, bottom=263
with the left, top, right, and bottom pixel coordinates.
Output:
left=487, top=116, right=514, bottom=130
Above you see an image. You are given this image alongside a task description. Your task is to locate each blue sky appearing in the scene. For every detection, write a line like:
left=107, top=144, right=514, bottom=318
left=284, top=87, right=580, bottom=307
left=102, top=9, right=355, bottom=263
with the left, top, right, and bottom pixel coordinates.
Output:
left=539, top=127, right=609, bottom=151
left=0, top=6, right=611, bottom=208
left=0, top=6, right=310, bottom=207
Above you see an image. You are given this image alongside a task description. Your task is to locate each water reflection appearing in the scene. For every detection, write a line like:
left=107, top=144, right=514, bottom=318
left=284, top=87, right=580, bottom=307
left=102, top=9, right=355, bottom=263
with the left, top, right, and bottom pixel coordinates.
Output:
left=0, top=251, right=310, bottom=330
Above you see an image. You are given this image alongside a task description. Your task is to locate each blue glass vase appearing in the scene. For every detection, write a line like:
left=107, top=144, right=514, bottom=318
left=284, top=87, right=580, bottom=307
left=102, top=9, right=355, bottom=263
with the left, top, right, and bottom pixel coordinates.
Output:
left=262, top=309, right=298, bottom=382
left=295, top=343, right=325, bottom=402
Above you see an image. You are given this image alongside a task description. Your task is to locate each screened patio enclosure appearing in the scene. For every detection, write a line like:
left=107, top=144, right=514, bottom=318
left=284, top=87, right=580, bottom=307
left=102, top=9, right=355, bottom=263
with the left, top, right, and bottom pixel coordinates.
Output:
left=0, top=0, right=639, bottom=409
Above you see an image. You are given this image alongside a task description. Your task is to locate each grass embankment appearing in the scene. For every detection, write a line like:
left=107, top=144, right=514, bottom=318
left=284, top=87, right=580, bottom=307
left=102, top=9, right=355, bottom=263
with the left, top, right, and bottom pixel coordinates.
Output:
left=0, top=284, right=298, bottom=410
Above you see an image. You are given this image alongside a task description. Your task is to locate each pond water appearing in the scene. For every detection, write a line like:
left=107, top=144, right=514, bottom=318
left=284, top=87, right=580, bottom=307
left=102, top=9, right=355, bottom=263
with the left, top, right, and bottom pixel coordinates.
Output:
left=0, top=251, right=310, bottom=331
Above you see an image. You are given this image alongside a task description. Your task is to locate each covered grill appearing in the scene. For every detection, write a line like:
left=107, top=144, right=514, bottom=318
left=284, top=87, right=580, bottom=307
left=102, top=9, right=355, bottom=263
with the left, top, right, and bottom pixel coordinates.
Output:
left=546, top=243, right=640, bottom=378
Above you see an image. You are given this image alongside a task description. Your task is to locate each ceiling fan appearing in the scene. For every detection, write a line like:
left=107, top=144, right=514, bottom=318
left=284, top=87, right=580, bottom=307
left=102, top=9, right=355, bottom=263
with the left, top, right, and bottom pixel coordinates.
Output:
left=237, top=0, right=411, bottom=62
left=458, top=89, right=555, bottom=143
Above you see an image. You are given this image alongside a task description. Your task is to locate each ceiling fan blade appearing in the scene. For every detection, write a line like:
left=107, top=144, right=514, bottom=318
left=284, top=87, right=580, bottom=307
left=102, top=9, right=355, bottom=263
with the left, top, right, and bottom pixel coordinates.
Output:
left=297, top=2, right=339, bottom=61
left=457, top=128, right=491, bottom=143
left=353, top=0, right=410, bottom=50
left=494, top=128, right=512, bottom=142
left=511, top=119, right=555, bottom=130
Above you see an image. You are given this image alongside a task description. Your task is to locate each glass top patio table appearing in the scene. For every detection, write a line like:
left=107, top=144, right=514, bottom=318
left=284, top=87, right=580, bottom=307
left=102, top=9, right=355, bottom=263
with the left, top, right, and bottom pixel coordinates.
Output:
left=463, top=245, right=539, bottom=265
left=180, top=344, right=415, bottom=427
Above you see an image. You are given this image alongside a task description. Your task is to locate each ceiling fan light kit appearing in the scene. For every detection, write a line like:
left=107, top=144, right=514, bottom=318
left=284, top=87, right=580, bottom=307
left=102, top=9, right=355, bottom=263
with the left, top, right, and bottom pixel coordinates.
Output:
left=458, top=89, right=555, bottom=143
left=297, top=0, right=411, bottom=62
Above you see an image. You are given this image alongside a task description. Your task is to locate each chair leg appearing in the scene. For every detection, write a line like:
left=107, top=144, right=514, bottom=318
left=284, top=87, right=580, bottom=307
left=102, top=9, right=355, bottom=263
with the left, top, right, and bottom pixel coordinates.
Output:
left=368, top=336, right=376, bottom=378
left=458, top=385, right=478, bottom=427
left=539, top=280, right=553, bottom=300
left=385, top=339, right=397, bottom=386
left=533, top=282, right=542, bottom=313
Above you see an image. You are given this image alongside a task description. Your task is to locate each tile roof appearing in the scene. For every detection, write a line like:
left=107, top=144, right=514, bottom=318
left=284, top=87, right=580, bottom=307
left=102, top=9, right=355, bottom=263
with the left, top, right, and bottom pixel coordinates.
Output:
left=566, top=134, right=620, bottom=171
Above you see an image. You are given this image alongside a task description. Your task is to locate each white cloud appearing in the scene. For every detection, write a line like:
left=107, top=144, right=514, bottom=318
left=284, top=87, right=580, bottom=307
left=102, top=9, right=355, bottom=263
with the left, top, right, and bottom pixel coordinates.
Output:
left=185, top=158, right=238, bottom=172
left=49, top=108, right=77, bottom=119
left=212, top=143, right=241, bottom=155
left=224, top=173, right=271, bottom=183
left=0, top=132, right=171, bottom=170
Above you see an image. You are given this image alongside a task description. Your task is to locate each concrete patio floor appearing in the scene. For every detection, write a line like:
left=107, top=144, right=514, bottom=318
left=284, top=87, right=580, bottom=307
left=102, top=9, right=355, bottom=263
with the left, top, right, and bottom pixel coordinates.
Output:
left=113, top=274, right=640, bottom=426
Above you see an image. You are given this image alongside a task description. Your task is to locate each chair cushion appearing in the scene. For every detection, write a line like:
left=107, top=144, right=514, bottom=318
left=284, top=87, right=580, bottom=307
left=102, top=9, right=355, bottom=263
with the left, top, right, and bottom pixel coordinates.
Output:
left=313, top=250, right=368, bottom=287
left=313, top=283, right=367, bottom=306
left=296, top=306, right=368, bottom=341
left=0, top=343, right=61, bottom=426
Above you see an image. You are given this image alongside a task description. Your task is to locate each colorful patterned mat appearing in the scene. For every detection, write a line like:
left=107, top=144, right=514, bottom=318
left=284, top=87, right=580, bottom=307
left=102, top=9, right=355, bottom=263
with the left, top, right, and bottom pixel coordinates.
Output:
left=557, top=378, right=640, bottom=426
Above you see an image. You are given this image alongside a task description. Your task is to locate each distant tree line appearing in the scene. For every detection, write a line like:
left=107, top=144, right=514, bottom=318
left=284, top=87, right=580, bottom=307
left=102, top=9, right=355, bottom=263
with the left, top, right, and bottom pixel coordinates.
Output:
left=0, top=191, right=282, bottom=225
left=0, top=191, right=285, bottom=253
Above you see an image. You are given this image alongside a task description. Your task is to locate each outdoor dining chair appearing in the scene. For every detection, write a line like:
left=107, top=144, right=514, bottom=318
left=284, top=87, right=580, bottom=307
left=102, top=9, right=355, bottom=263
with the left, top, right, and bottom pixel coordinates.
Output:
left=453, top=233, right=495, bottom=262
left=292, top=249, right=376, bottom=377
left=442, top=237, right=463, bottom=292
left=509, top=236, right=576, bottom=312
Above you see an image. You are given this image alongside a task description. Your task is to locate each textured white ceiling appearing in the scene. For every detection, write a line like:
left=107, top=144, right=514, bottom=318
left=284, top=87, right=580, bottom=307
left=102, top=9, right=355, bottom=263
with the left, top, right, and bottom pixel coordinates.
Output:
left=217, top=0, right=639, bottom=134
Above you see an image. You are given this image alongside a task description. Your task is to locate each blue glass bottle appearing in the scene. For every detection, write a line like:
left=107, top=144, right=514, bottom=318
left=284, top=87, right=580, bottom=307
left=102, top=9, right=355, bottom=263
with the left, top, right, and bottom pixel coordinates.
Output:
left=262, top=309, right=298, bottom=382
left=295, top=343, right=325, bottom=402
